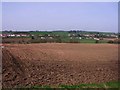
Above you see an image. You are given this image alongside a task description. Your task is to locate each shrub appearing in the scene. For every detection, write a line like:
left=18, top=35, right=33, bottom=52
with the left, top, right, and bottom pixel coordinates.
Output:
left=95, top=40, right=99, bottom=43
left=107, top=40, right=114, bottom=43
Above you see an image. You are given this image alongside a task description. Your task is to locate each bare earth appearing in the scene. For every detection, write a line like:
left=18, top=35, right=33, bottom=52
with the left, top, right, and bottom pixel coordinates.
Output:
left=2, top=43, right=118, bottom=88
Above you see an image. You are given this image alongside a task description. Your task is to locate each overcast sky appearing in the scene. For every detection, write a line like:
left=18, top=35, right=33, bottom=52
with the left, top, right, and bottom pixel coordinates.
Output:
left=2, top=2, right=118, bottom=32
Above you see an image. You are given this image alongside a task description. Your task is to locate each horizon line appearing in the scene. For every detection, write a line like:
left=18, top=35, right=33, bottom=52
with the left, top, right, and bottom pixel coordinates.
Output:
left=1, top=30, right=118, bottom=33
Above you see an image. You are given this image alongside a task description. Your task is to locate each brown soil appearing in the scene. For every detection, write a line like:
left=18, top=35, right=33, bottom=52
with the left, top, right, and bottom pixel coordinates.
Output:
left=2, top=43, right=119, bottom=88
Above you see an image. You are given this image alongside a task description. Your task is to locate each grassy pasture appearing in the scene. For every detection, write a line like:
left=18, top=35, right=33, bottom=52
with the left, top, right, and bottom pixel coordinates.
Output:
left=28, top=81, right=120, bottom=89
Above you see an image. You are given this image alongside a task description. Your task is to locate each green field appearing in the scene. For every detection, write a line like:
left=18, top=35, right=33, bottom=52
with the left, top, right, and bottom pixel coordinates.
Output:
left=27, top=81, right=120, bottom=89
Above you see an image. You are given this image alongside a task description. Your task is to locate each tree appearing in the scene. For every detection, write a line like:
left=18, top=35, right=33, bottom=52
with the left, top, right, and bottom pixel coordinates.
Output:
left=95, top=40, right=99, bottom=43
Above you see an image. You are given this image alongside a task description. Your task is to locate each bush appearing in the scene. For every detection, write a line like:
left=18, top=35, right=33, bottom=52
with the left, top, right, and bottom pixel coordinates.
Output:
left=107, top=40, right=114, bottom=43
left=69, top=39, right=79, bottom=43
left=107, top=39, right=120, bottom=44
left=55, top=38, right=62, bottom=43
left=113, top=39, right=120, bottom=44
left=95, top=40, right=99, bottom=43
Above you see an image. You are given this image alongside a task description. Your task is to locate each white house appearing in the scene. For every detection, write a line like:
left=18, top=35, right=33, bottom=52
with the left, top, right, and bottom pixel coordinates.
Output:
left=94, top=38, right=100, bottom=40
left=41, top=37, right=45, bottom=39
left=16, top=34, right=21, bottom=37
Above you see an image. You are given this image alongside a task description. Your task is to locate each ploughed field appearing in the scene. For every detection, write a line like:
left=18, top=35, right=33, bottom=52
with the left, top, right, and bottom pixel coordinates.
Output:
left=2, top=43, right=118, bottom=88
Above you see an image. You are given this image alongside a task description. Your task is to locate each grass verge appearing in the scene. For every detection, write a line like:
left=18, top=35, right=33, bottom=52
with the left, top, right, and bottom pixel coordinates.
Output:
left=29, top=81, right=120, bottom=89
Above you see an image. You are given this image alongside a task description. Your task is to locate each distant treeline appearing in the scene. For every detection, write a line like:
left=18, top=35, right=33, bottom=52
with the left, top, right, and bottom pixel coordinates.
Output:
left=1, top=30, right=120, bottom=44
left=2, top=30, right=119, bottom=34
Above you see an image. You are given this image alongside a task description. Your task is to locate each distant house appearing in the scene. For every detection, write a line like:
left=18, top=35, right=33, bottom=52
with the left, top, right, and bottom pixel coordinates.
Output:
left=31, top=34, right=34, bottom=36
left=39, top=34, right=42, bottom=36
left=48, top=34, right=51, bottom=36
left=70, top=37, right=73, bottom=39
left=1, top=33, right=30, bottom=38
left=40, top=37, right=45, bottom=39
left=84, top=34, right=90, bottom=37
left=16, top=34, right=21, bottom=37
left=94, top=38, right=100, bottom=40
left=21, top=34, right=27, bottom=37
left=49, top=37, right=53, bottom=39
left=10, top=34, right=15, bottom=37
left=103, top=38, right=116, bottom=41
left=68, top=34, right=71, bottom=36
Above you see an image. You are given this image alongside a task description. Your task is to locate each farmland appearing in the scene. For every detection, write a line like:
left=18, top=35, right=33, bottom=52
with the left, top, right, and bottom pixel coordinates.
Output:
left=1, top=31, right=119, bottom=44
left=2, top=43, right=119, bottom=88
